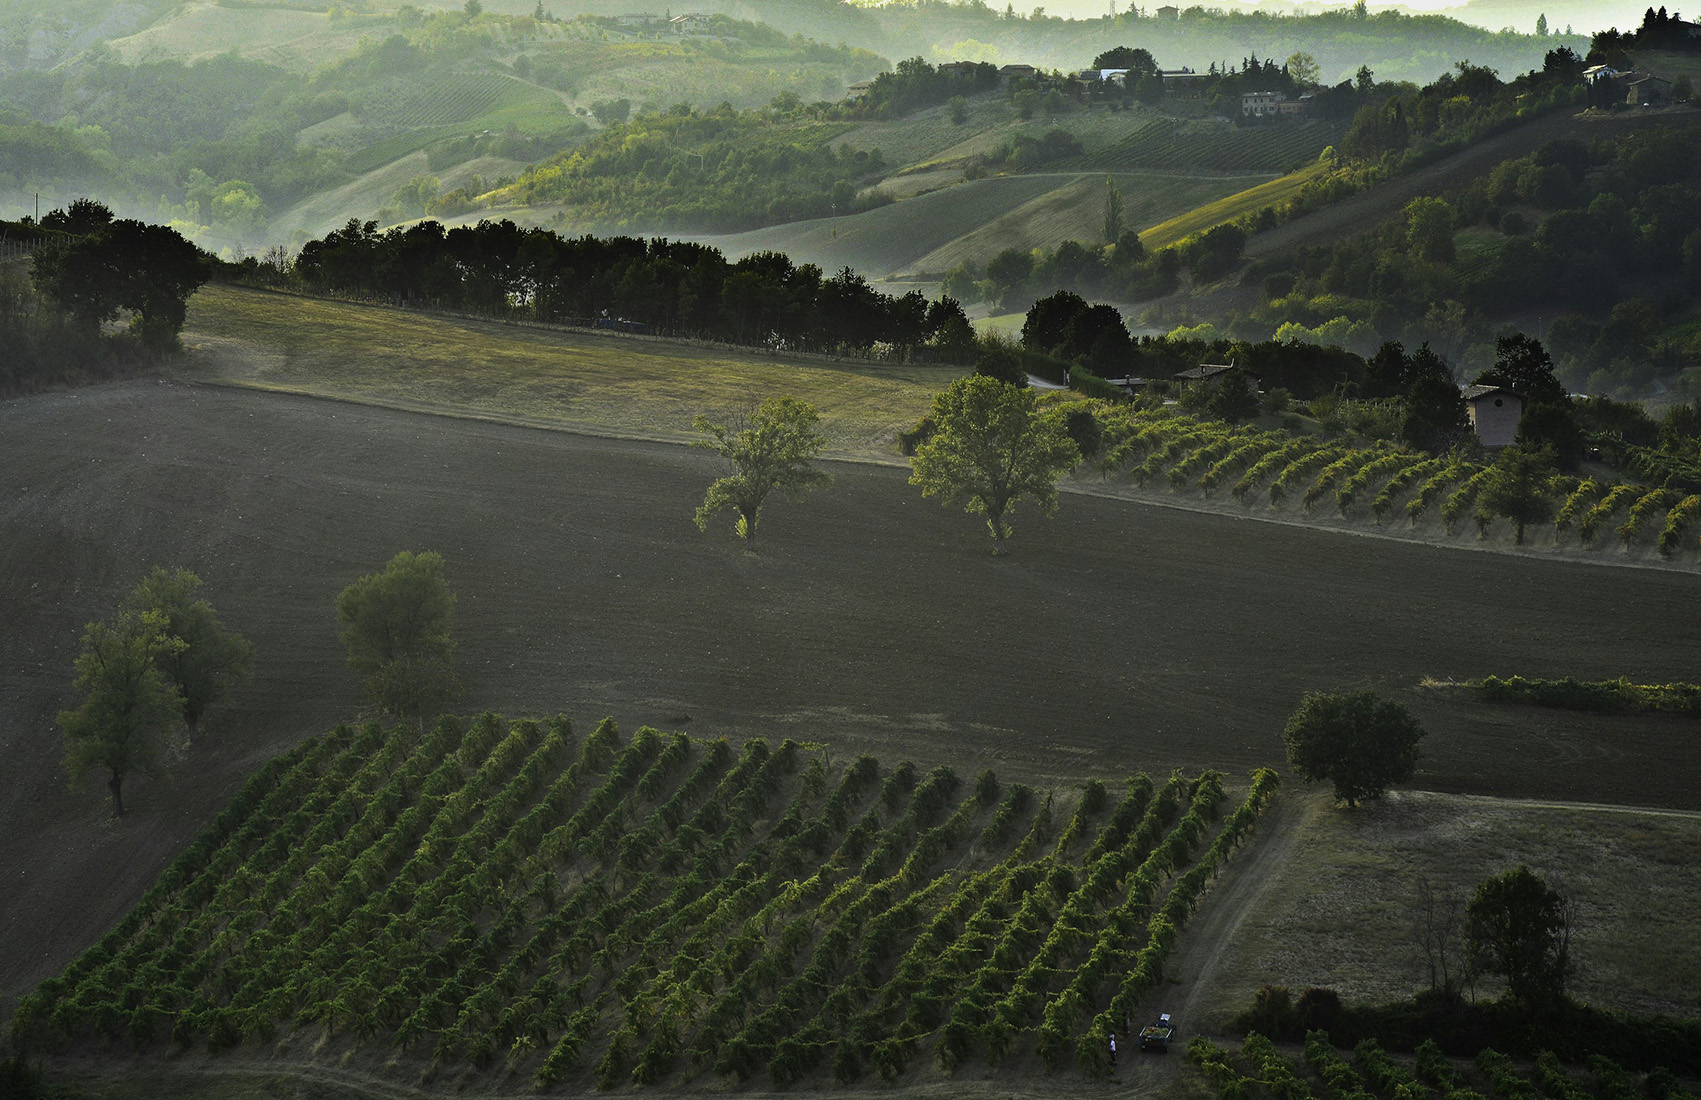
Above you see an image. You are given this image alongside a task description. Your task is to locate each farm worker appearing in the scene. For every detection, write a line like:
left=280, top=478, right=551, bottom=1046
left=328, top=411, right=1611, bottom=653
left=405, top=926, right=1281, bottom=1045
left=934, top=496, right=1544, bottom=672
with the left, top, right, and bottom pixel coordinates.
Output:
left=1109, top=1032, right=1117, bottom=1064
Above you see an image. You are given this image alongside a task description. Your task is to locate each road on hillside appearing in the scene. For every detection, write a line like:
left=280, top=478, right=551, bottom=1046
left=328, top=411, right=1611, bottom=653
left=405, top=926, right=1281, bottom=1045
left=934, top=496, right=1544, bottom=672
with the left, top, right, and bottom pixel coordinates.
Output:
left=1245, top=107, right=1698, bottom=259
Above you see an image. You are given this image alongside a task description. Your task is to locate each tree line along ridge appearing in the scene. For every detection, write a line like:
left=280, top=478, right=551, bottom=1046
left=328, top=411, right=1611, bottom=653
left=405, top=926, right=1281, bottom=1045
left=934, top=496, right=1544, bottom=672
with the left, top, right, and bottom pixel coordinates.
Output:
left=10, top=713, right=1279, bottom=1087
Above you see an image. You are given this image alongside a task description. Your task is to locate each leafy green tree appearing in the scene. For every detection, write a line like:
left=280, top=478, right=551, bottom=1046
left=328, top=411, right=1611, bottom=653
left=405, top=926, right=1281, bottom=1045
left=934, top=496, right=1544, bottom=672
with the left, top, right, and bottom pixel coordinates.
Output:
left=1475, top=445, right=1557, bottom=543
left=693, top=396, right=831, bottom=550
left=31, top=219, right=210, bottom=351
left=909, top=375, right=1079, bottom=554
left=948, top=95, right=969, bottom=124
left=336, top=551, right=461, bottom=730
left=1402, top=374, right=1471, bottom=453
left=1206, top=371, right=1261, bottom=424
left=1466, top=865, right=1570, bottom=1010
left=120, top=567, right=253, bottom=742
left=59, top=610, right=185, bottom=817
left=1021, top=289, right=1087, bottom=354
left=1405, top=196, right=1456, bottom=263
left=1475, top=333, right=1566, bottom=407
left=1515, top=401, right=1586, bottom=471
left=1285, top=51, right=1320, bottom=86
left=1282, top=690, right=1425, bottom=807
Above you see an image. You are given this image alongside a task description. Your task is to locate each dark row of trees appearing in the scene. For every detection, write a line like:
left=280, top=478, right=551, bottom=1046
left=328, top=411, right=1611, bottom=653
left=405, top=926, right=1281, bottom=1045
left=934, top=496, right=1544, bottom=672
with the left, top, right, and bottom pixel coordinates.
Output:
left=281, top=217, right=976, bottom=356
left=3, top=201, right=211, bottom=395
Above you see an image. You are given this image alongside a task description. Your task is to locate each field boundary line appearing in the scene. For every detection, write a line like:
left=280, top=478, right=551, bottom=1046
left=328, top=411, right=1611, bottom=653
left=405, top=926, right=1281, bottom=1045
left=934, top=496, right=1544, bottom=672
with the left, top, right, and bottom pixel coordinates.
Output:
left=161, top=374, right=1701, bottom=573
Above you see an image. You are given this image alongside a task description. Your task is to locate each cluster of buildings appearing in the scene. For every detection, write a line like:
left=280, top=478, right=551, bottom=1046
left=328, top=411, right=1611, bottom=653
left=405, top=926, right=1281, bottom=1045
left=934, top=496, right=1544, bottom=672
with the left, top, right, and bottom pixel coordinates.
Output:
left=1582, top=64, right=1675, bottom=106
left=610, top=12, right=715, bottom=34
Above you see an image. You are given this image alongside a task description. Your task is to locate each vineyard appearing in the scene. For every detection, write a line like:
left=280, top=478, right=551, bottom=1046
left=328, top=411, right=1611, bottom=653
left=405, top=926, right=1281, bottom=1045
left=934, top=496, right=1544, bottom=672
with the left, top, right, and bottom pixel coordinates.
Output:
left=1072, top=119, right=1347, bottom=174
left=10, top=714, right=1278, bottom=1088
left=1188, top=1030, right=1698, bottom=1100
left=1089, top=406, right=1701, bottom=561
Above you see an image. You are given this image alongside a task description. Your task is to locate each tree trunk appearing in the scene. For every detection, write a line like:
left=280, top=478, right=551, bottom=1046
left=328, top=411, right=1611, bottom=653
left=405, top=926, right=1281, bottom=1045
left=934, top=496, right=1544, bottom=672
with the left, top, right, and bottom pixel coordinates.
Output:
left=742, top=508, right=758, bottom=551
left=108, top=772, right=125, bottom=817
left=1515, top=518, right=1526, bottom=545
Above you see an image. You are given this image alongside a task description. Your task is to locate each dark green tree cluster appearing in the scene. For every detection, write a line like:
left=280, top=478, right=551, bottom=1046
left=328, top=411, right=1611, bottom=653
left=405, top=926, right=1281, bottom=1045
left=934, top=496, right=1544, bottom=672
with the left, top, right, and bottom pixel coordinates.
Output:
left=287, top=218, right=974, bottom=357
left=58, top=568, right=251, bottom=816
left=1250, top=123, right=1701, bottom=398
left=31, top=213, right=210, bottom=351
left=855, top=57, right=999, bottom=117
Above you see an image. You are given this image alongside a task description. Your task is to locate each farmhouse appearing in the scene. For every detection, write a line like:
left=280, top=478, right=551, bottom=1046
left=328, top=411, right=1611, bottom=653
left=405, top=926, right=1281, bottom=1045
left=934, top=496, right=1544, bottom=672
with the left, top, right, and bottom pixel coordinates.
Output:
left=1155, top=4, right=1180, bottom=17
left=937, top=61, right=980, bottom=78
left=999, top=64, right=1039, bottom=82
left=1462, top=385, right=1523, bottom=447
left=845, top=80, right=874, bottom=100
left=667, top=12, right=712, bottom=33
left=1242, top=90, right=1286, bottom=117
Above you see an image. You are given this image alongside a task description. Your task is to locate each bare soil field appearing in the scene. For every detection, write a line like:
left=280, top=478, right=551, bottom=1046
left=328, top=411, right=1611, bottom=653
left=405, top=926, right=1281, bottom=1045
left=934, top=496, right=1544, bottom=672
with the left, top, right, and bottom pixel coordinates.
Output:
left=5, top=380, right=1701, bottom=1028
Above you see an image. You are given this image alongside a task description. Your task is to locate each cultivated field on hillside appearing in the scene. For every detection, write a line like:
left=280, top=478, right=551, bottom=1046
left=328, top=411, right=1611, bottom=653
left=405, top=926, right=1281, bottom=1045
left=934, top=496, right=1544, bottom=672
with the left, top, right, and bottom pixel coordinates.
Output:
left=180, top=285, right=956, bottom=455
left=5, top=382, right=1701, bottom=1020
left=11, top=713, right=1277, bottom=1087
left=700, top=170, right=1266, bottom=279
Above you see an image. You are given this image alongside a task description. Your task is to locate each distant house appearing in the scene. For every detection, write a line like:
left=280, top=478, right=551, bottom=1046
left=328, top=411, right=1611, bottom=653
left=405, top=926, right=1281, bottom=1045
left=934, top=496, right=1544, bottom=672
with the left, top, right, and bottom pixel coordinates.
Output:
left=1155, top=4, right=1180, bottom=17
left=1463, top=385, right=1523, bottom=447
left=1582, top=64, right=1620, bottom=85
left=999, top=64, right=1039, bottom=82
left=1242, top=90, right=1286, bottom=117
left=667, top=12, right=712, bottom=33
left=1175, top=361, right=1261, bottom=391
left=613, top=11, right=657, bottom=25
left=1100, top=68, right=1131, bottom=86
left=937, top=61, right=980, bottom=78
left=846, top=80, right=875, bottom=100
left=1278, top=93, right=1313, bottom=116
left=1624, top=72, right=1672, bottom=105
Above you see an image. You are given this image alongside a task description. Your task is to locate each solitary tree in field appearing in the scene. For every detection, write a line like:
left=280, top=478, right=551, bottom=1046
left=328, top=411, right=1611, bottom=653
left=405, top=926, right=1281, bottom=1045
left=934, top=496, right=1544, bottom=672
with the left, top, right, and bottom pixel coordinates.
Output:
left=693, top=396, right=831, bottom=551
left=909, top=375, right=1079, bottom=554
left=59, top=610, right=185, bottom=816
left=121, top=567, right=252, bottom=741
left=31, top=218, right=210, bottom=351
left=336, top=551, right=460, bottom=730
left=1475, top=444, right=1557, bottom=544
left=1282, top=689, right=1425, bottom=807
left=1466, top=865, right=1571, bottom=1010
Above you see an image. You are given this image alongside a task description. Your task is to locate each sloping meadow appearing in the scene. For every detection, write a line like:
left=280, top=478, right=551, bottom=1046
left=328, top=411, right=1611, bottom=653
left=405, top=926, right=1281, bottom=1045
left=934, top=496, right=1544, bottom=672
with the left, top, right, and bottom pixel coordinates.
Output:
left=12, top=714, right=1276, bottom=1087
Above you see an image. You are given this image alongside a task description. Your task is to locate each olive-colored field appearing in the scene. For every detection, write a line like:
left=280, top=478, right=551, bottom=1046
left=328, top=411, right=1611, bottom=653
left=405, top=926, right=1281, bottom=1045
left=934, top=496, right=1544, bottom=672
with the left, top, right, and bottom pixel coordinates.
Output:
left=180, top=285, right=958, bottom=456
left=1184, top=788, right=1701, bottom=1027
left=5, top=379, right=1701, bottom=1026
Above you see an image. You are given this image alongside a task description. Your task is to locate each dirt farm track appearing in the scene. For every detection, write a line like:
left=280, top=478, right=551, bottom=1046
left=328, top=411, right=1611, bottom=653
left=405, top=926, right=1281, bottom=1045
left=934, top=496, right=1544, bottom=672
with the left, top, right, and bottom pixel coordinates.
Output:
left=4, top=380, right=1701, bottom=1011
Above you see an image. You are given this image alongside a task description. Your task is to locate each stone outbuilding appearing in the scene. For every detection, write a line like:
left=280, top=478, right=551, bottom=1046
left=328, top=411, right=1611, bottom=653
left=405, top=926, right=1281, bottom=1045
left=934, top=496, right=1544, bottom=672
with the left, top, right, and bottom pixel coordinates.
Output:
left=1463, top=385, right=1523, bottom=447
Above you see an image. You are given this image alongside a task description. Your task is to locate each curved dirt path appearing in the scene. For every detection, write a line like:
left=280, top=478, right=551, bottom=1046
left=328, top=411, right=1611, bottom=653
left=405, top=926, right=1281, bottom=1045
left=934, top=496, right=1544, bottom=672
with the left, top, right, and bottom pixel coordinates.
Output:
left=1103, top=787, right=1317, bottom=1092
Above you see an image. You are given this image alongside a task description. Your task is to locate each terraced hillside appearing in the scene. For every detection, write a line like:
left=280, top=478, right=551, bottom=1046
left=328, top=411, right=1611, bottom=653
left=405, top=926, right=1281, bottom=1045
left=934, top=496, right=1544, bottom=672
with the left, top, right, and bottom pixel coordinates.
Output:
left=10, top=714, right=1277, bottom=1087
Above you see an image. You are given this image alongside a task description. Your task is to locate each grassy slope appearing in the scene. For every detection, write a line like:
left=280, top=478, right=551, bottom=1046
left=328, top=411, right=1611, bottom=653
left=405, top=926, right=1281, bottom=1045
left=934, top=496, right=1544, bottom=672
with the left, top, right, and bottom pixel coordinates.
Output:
left=105, top=2, right=397, bottom=70
left=1138, top=160, right=1329, bottom=250
left=181, top=284, right=958, bottom=455
left=1198, top=786, right=1701, bottom=1023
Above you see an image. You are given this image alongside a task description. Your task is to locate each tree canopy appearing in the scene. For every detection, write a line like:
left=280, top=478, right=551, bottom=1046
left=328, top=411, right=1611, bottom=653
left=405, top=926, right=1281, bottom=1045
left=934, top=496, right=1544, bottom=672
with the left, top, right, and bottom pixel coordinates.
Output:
left=1476, top=444, right=1557, bottom=543
left=908, top=375, right=1079, bottom=554
left=1466, top=865, right=1570, bottom=1010
left=58, top=610, right=185, bottom=817
left=336, top=551, right=461, bottom=729
left=120, top=567, right=253, bottom=741
left=692, top=396, right=831, bottom=550
left=31, top=214, right=210, bottom=351
left=1282, top=689, right=1426, bottom=806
